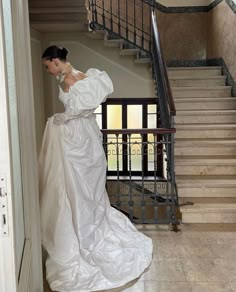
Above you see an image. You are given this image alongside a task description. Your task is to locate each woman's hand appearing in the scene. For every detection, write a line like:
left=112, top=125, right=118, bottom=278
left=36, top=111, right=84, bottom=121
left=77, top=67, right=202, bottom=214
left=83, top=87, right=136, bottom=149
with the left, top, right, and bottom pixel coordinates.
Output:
left=53, top=113, right=68, bottom=125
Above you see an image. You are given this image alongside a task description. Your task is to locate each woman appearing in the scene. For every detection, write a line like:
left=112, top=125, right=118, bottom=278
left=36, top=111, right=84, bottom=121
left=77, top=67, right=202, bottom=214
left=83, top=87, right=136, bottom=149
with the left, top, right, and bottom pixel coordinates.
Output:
left=39, top=45, right=153, bottom=292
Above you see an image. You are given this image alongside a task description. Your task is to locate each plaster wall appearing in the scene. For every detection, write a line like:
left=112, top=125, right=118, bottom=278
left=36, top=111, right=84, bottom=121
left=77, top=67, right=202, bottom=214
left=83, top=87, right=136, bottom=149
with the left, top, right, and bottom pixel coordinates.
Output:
left=207, top=0, right=236, bottom=79
left=30, top=28, right=45, bottom=152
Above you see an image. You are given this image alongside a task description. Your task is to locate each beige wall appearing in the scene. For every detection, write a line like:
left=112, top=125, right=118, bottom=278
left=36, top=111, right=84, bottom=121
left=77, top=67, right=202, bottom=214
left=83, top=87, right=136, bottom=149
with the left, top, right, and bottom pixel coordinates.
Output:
left=30, top=28, right=45, bottom=153
left=157, top=10, right=207, bottom=60
left=207, top=0, right=236, bottom=80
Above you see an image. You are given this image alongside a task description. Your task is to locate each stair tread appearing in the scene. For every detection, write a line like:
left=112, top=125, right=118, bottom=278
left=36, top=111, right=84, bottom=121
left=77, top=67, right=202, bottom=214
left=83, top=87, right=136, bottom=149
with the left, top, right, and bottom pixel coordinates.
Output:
left=175, top=97, right=236, bottom=102
left=135, top=58, right=151, bottom=63
left=175, top=141, right=236, bottom=147
left=177, top=109, right=236, bottom=115
left=120, top=48, right=140, bottom=52
left=176, top=138, right=236, bottom=142
left=174, top=96, right=233, bottom=99
left=168, top=66, right=222, bottom=70
left=169, top=76, right=226, bottom=80
left=172, top=86, right=231, bottom=90
left=181, top=203, right=236, bottom=211
left=176, top=155, right=236, bottom=160
left=105, top=39, right=123, bottom=42
left=176, top=124, right=236, bottom=129
left=176, top=175, right=236, bottom=185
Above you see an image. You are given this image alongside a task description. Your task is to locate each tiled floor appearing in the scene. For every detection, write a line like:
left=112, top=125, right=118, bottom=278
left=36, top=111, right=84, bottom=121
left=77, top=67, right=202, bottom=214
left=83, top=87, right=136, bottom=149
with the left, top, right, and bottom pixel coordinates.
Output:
left=44, top=224, right=236, bottom=292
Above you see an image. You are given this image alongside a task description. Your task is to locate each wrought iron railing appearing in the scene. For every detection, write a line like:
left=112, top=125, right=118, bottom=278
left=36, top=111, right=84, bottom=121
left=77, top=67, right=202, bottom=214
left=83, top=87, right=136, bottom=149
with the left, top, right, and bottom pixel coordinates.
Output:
left=89, top=0, right=178, bottom=226
left=89, top=0, right=176, bottom=126
left=151, top=11, right=176, bottom=129
left=101, top=129, right=178, bottom=226
left=89, top=0, right=153, bottom=52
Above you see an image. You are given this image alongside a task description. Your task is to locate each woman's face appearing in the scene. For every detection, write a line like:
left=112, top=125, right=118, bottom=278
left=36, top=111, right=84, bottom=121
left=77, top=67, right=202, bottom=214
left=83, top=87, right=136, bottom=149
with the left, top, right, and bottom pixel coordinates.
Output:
left=42, top=58, right=60, bottom=76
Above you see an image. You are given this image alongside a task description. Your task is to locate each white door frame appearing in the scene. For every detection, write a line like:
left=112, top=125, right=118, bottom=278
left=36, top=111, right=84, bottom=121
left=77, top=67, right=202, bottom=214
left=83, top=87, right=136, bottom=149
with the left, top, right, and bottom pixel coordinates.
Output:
left=0, top=0, right=43, bottom=291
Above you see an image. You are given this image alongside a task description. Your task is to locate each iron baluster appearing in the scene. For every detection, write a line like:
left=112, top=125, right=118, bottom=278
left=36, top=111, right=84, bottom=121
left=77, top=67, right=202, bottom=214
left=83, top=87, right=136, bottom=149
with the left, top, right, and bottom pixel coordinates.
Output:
left=141, top=0, right=144, bottom=49
left=110, top=0, right=113, bottom=31
left=102, top=0, right=105, bottom=27
left=141, top=134, right=145, bottom=222
left=134, top=0, right=137, bottom=45
left=118, top=0, right=121, bottom=36
left=116, top=134, right=121, bottom=208
left=94, top=0, right=98, bottom=24
left=165, top=134, right=171, bottom=221
left=126, top=0, right=128, bottom=40
left=128, top=134, right=134, bottom=221
left=153, top=133, right=158, bottom=223
left=170, top=127, right=177, bottom=225
left=149, top=3, right=152, bottom=53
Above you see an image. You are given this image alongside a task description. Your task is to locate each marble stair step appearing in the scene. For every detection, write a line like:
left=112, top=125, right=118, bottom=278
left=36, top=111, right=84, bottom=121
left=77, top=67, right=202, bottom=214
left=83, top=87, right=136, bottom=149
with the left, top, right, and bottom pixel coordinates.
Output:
left=120, top=48, right=140, bottom=56
left=180, top=197, right=236, bottom=204
left=176, top=124, right=236, bottom=139
left=176, top=175, right=236, bottom=198
left=176, top=110, right=236, bottom=124
left=87, top=30, right=106, bottom=40
left=181, top=203, right=236, bottom=223
left=104, top=39, right=124, bottom=47
left=134, top=58, right=151, bottom=64
left=175, top=156, right=236, bottom=175
left=175, top=138, right=236, bottom=156
left=168, top=66, right=222, bottom=77
left=29, top=0, right=86, bottom=7
left=175, top=97, right=236, bottom=110
left=169, top=76, right=226, bottom=87
left=172, top=86, right=232, bottom=97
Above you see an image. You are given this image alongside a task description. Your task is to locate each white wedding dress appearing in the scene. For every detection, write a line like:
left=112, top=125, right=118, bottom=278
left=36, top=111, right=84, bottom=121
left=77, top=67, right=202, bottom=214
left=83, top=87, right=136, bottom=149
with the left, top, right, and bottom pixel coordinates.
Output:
left=39, top=68, right=153, bottom=292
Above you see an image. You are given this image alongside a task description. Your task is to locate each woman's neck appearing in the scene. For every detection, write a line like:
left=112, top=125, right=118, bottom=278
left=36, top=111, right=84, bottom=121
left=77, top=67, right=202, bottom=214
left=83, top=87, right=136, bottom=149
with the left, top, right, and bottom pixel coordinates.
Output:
left=57, top=62, right=73, bottom=83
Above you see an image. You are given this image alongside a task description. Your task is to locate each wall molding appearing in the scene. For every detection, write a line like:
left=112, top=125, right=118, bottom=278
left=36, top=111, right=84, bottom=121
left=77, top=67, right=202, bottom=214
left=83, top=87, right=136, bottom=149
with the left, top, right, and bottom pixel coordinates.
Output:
left=225, top=0, right=236, bottom=13
left=167, top=58, right=236, bottom=96
left=154, top=0, right=236, bottom=13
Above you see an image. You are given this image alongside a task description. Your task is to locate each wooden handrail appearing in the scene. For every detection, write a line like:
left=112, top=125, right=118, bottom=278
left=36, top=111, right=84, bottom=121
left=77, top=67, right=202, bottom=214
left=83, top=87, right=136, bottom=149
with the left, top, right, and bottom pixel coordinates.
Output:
left=101, top=128, right=176, bottom=135
left=151, top=11, right=176, bottom=116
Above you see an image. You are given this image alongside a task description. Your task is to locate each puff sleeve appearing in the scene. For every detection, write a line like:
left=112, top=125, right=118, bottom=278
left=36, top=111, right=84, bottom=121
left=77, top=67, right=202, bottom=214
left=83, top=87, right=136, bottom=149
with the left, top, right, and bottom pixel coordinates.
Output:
left=64, top=68, right=113, bottom=115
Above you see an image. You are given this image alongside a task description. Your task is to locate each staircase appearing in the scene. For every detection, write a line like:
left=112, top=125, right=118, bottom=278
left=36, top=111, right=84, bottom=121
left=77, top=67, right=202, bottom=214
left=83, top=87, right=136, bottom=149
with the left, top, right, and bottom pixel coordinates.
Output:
left=28, top=0, right=88, bottom=32
left=170, top=66, right=236, bottom=223
left=29, top=0, right=236, bottom=224
left=88, top=30, right=152, bottom=66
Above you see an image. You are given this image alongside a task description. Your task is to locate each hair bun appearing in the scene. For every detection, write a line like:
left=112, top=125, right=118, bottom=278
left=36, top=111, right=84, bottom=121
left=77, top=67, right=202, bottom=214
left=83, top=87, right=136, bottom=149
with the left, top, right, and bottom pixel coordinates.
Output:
left=62, top=47, right=68, bottom=57
left=42, top=45, right=68, bottom=61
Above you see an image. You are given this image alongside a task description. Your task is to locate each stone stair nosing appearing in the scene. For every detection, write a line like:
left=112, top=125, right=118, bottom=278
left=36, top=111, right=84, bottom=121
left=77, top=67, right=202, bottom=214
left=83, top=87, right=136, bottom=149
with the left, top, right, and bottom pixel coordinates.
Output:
left=134, top=58, right=151, bottom=64
left=175, top=138, right=236, bottom=156
left=180, top=203, right=236, bottom=223
left=175, top=155, right=236, bottom=176
left=176, top=175, right=236, bottom=198
left=104, top=38, right=124, bottom=48
left=175, top=109, right=236, bottom=124
left=168, top=66, right=222, bottom=77
left=172, top=86, right=232, bottom=98
left=120, top=48, right=140, bottom=56
left=176, top=124, right=236, bottom=139
left=169, top=75, right=226, bottom=87
left=175, top=97, right=236, bottom=110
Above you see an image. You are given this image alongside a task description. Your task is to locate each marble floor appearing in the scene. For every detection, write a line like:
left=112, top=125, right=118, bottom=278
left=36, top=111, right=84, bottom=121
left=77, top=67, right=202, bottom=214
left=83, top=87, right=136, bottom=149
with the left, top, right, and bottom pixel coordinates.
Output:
left=44, top=224, right=236, bottom=292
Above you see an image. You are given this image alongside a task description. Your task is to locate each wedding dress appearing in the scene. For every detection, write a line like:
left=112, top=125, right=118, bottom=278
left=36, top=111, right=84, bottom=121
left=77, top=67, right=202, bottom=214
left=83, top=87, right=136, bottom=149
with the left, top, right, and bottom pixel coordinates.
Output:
left=39, top=68, right=153, bottom=292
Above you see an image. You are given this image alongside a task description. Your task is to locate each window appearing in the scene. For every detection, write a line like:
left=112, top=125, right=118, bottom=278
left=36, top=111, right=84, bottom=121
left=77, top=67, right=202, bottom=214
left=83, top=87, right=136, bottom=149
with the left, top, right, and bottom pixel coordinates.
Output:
left=95, top=98, right=163, bottom=177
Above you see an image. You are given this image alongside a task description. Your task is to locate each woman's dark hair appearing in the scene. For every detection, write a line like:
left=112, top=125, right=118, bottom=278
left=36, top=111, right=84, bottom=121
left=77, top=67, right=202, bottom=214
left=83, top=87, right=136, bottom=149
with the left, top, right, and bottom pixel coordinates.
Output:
left=41, top=46, right=68, bottom=61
